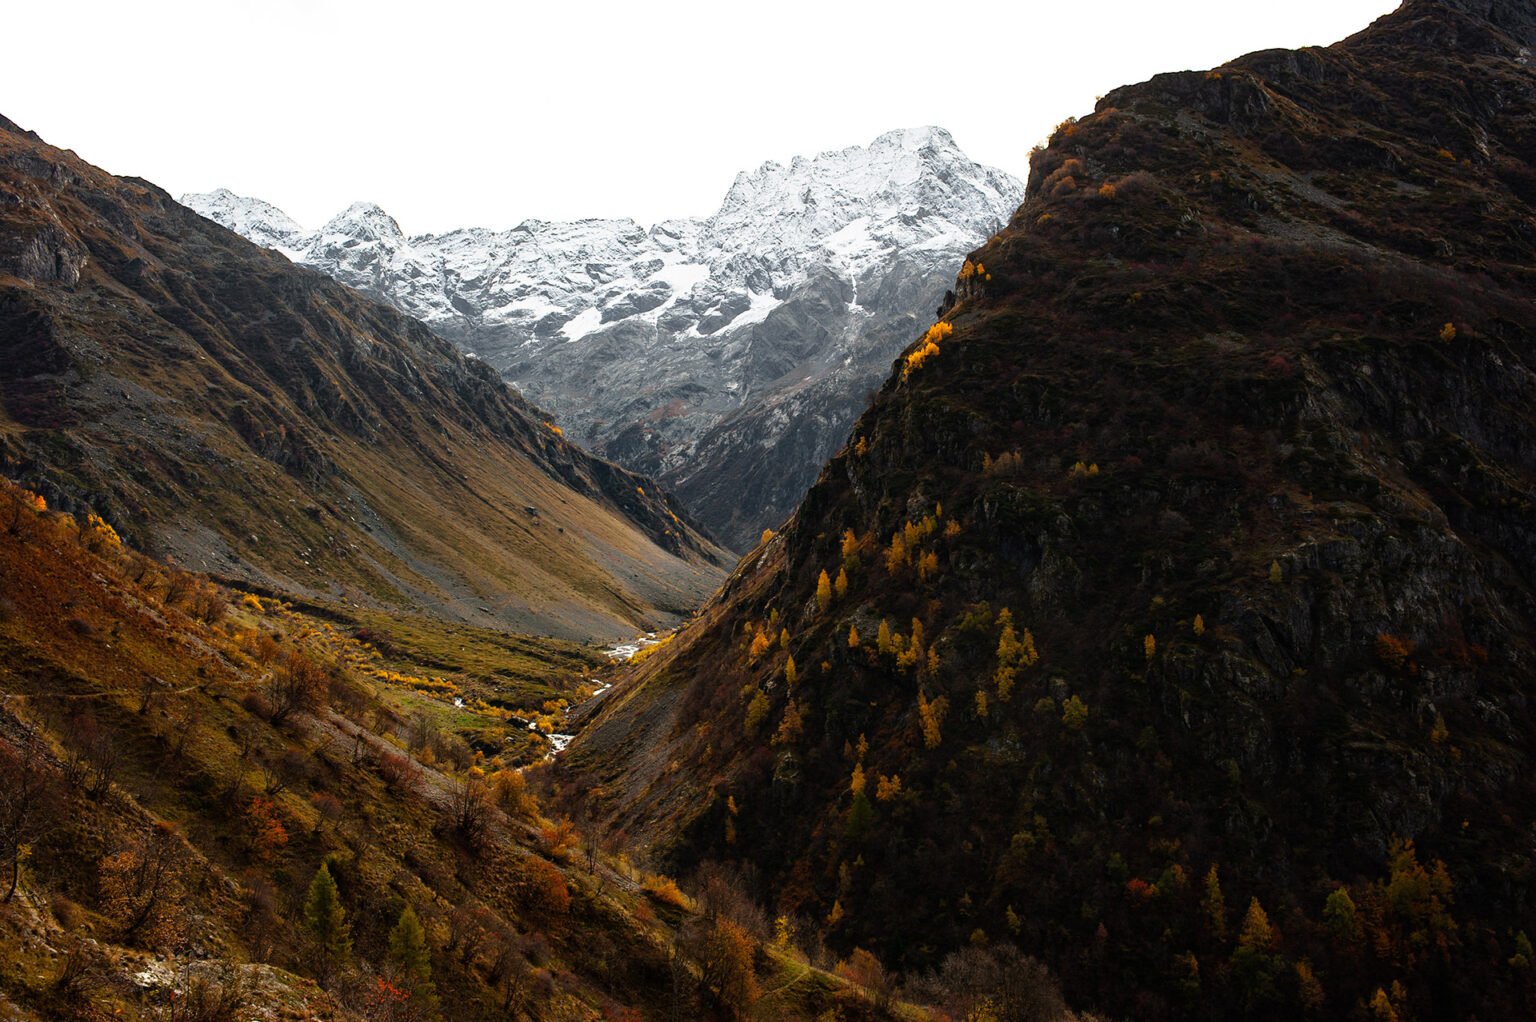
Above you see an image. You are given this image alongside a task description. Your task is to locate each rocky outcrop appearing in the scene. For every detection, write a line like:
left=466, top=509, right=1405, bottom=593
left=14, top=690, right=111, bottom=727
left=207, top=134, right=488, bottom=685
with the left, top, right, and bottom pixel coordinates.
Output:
left=185, top=128, right=1023, bottom=549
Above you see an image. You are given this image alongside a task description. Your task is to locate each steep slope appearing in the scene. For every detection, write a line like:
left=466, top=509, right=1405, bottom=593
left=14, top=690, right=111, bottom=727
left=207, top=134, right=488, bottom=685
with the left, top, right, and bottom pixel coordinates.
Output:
left=0, top=114, right=728, bottom=640
left=186, top=128, right=1022, bottom=548
left=565, top=1, right=1536, bottom=1018
left=0, top=479, right=897, bottom=1022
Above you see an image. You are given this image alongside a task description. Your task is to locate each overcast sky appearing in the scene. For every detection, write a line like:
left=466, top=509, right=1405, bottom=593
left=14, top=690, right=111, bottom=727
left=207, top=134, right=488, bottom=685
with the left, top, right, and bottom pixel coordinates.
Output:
left=3, top=0, right=1399, bottom=235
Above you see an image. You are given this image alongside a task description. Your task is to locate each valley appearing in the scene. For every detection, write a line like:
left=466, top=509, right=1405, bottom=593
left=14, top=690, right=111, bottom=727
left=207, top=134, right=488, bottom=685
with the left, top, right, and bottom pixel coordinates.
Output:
left=2, top=0, right=1535, bottom=1020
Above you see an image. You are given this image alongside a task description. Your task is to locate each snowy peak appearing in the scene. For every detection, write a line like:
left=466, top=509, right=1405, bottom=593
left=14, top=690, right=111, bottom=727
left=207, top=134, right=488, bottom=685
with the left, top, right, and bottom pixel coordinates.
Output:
left=182, top=128, right=1025, bottom=548
left=713, top=125, right=1004, bottom=224
left=318, top=201, right=404, bottom=245
left=703, top=126, right=1017, bottom=276
left=181, top=187, right=305, bottom=254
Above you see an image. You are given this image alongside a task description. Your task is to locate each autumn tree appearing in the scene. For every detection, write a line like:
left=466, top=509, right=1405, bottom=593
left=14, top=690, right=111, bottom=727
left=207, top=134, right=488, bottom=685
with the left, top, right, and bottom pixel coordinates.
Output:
left=772, top=699, right=803, bottom=746
left=0, top=736, right=59, bottom=902
left=918, top=691, right=949, bottom=749
left=444, top=774, right=493, bottom=852
left=516, top=855, right=570, bottom=917
left=303, top=861, right=352, bottom=982
left=699, top=918, right=760, bottom=1019
left=1324, top=886, right=1360, bottom=943
left=1061, top=695, right=1089, bottom=732
left=1230, top=897, right=1282, bottom=1009
left=99, top=823, right=187, bottom=950
left=387, top=904, right=439, bottom=1016
left=244, top=795, right=289, bottom=862
left=897, top=619, right=925, bottom=671
left=784, top=655, right=797, bottom=688
left=837, top=947, right=895, bottom=1010
left=816, top=570, right=833, bottom=611
left=910, top=944, right=1066, bottom=1022
left=743, top=688, right=770, bottom=735
left=747, top=627, right=771, bottom=661
left=994, top=609, right=1037, bottom=702
left=1377, top=836, right=1457, bottom=965
left=4, top=485, right=46, bottom=534
left=848, top=624, right=860, bottom=649
left=62, top=711, right=120, bottom=799
left=264, top=652, right=329, bottom=726
left=1202, top=865, right=1228, bottom=941
left=834, top=567, right=849, bottom=600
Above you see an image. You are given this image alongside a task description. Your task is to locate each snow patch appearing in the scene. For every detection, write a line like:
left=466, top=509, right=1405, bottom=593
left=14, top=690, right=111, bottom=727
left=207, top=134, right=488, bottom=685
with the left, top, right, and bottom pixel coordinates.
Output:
left=560, top=306, right=604, bottom=341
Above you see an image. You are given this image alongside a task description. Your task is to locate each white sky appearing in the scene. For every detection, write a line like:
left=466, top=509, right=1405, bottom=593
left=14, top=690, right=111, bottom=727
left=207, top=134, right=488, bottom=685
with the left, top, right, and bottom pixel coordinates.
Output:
left=2, top=0, right=1400, bottom=235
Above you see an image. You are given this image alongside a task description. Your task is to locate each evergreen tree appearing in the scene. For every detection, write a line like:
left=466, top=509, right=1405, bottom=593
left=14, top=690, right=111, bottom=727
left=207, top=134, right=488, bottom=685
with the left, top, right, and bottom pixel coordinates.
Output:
left=302, top=861, right=351, bottom=982
left=388, top=903, right=439, bottom=1015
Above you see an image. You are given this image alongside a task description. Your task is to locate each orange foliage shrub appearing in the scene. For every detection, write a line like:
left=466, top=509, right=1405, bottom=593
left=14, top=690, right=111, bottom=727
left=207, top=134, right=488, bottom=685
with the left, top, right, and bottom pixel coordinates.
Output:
left=516, top=855, right=570, bottom=916
left=642, top=873, right=690, bottom=909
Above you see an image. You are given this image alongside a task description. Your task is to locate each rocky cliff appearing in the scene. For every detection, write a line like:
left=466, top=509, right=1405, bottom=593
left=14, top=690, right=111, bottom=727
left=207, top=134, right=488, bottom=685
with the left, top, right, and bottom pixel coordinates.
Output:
left=185, top=128, right=1023, bottom=549
left=562, top=2, right=1536, bottom=1017
left=0, top=114, right=729, bottom=640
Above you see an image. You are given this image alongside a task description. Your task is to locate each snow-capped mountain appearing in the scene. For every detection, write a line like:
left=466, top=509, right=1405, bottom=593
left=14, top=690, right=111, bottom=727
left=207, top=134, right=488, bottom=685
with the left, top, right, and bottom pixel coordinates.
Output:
left=184, top=127, right=1023, bottom=549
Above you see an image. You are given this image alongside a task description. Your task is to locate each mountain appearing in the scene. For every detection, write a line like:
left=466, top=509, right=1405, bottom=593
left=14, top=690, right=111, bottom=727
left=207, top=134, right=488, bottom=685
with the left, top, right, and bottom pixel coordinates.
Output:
left=562, top=1, right=1536, bottom=1017
left=0, top=114, right=729, bottom=641
left=184, top=127, right=1023, bottom=549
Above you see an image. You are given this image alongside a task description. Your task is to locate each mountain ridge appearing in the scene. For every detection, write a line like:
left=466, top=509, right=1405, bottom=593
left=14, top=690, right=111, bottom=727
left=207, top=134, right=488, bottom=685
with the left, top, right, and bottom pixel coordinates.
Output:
left=185, top=127, right=1024, bottom=549
left=0, top=114, right=729, bottom=641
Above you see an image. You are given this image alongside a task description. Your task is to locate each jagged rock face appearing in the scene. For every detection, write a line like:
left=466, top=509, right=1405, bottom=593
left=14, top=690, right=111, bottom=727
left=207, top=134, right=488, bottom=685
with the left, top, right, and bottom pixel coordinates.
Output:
left=0, top=118, right=729, bottom=640
left=564, top=2, right=1536, bottom=1018
left=185, top=128, right=1022, bottom=549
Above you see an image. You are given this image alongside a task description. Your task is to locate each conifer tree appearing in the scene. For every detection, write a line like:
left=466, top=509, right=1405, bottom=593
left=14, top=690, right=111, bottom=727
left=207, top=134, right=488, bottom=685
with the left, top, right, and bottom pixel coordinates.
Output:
left=303, top=862, right=351, bottom=982
left=835, top=567, right=849, bottom=600
left=1231, top=897, right=1282, bottom=1009
left=816, top=570, right=833, bottom=611
left=1202, top=865, right=1227, bottom=941
left=388, top=903, right=438, bottom=1015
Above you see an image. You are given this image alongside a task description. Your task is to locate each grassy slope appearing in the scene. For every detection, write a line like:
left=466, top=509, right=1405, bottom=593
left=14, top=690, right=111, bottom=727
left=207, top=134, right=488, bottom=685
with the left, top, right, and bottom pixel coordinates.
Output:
left=0, top=482, right=913, bottom=1022
left=0, top=114, right=728, bottom=642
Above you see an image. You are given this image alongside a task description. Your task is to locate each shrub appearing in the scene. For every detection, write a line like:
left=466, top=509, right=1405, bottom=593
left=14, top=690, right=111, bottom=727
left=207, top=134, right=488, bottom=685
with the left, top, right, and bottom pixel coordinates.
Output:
left=642, top=873, right=690, bottom=909
left=515, top=856, right=570, bottom=916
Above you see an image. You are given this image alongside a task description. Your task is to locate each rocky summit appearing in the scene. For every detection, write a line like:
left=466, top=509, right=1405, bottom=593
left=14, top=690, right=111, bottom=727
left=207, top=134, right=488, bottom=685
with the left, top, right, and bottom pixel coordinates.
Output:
left=185, top=127, right=1022, bottom=549
left=562, top=1, right=1536, bottom=1018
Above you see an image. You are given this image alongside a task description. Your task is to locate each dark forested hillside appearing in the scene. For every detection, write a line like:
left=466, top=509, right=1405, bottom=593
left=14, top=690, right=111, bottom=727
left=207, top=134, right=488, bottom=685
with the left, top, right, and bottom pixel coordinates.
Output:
left=565, top=1, right=1536, bottom=1017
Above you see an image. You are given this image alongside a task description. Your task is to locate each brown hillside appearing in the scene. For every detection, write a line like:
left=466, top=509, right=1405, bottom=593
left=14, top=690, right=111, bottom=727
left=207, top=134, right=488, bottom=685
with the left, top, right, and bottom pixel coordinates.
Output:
left=0, top=479, right=921, bottom=1022
left=565, top=2, right=1536, bottom=1018
left=0, top=117, right=729, bottom=640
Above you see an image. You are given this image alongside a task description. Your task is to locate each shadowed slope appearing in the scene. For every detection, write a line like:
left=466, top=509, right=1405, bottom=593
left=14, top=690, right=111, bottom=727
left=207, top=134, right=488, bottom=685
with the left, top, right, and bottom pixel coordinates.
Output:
left=566, top=2, right=1536, bottom=1017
